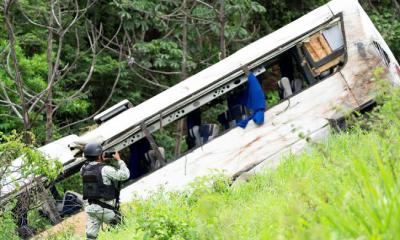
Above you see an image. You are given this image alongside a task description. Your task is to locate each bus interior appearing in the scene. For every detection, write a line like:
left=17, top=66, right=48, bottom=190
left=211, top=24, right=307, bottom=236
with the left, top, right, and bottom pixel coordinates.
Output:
left=125, top=19, right=347, bottom=183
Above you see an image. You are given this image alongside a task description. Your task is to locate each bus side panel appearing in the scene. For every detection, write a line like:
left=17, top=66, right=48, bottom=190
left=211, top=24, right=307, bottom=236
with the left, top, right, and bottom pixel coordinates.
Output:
left=120, top=72, right=359, bottom=202
left=357, top=5, right=400, bottom=85
left=330, top=0, right=399, bottom=107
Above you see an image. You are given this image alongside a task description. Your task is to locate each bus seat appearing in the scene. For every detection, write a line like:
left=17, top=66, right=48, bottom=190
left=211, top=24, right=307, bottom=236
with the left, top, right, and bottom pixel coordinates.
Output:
left=189, top=126, right=202, bottom=146
left=144, top=147, right=165, bottom=170
left=291, top=78, right=303, bottom=94
left=278, top=77, right=293, bottom=98
left=144, top=147, right=165, bottom=161
left=218, top=111, right=231, bottom=130
left=199, top=124, right=219, bottom=143
left=189, top=124, right=220, bottom=147
left=230, top=105, right=247, bottom=122
left=218, top=105, right=247, bottom=130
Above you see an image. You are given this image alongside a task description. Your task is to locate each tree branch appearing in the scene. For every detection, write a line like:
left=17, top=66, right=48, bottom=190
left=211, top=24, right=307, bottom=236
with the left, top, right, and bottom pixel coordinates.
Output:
left=17, top=5, right=58, bottom=32
left=129, top=65, right=169, bottom=90
left=58, top=44, right=124, bottom=130
left=51, top=23, right=99, bottom=112
left=3, top=0, right=31, bottom=133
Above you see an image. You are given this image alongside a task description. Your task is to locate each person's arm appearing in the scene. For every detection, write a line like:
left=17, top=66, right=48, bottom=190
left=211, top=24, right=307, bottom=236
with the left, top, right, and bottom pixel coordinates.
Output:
left=80, top=164, right=85, bottom=176
left=102, top=152, right=130, bottom=181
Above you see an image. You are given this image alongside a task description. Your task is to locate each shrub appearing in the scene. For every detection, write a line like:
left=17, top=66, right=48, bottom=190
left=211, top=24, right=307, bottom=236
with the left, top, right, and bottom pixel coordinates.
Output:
left=0, top=131, right=63, bottom=237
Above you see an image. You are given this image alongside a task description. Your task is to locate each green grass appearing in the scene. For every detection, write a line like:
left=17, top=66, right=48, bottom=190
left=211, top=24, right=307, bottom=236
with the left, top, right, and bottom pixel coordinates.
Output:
left=54, top=83, right=400, bottom=240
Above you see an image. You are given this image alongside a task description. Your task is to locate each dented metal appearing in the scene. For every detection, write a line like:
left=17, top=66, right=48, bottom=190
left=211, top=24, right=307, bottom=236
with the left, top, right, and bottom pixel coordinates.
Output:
left=2, top=0, right=399, bottom=204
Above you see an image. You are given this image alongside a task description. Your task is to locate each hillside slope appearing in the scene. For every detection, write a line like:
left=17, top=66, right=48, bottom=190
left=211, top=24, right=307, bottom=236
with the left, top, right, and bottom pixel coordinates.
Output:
left=49, top=83, right=400, bottom=240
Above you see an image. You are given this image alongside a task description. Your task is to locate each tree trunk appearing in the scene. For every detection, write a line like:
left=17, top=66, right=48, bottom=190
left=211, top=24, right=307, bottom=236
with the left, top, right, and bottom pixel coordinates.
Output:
left=36, top=178, right=61, bottom=224
left=174, top=0, right=189, bottom=157
left=3, top=1, right=31, bottom=143
left=265, top=20, right=273, bottom=34
left=141, top=122, right=166, bottom=168
left=392, top=0, right=400, bottom=15
left=46, top=7, right=54, bottom=143
left=366, top=0, right=377, bottom=12
left=219, top=0, right=226, bottom=60
left=45, top=92, right=53, bottom=143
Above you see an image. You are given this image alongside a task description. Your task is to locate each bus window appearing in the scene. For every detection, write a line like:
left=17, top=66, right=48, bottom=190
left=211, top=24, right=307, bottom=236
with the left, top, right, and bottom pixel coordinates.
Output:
left=372, top=41, right=390, bottom=67
left=301, top=23, right=345, bottom=80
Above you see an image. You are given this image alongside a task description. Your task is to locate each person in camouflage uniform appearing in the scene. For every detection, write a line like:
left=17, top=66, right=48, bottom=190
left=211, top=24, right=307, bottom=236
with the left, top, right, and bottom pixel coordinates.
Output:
left=81, top=143, right=130, bottom=240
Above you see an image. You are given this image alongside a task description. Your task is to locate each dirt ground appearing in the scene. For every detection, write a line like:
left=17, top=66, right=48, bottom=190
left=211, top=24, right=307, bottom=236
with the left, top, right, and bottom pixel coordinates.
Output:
left=33, top=212, right=87, bottom=239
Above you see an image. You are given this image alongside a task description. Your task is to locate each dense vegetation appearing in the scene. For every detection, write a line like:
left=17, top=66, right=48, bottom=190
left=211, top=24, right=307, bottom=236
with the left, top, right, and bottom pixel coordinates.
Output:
left=0, top=131, right=61, bottom=239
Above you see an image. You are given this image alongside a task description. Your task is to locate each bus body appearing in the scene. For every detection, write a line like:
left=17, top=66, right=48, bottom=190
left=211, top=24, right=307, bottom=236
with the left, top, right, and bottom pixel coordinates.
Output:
left=1, top=0, right=399, bottom=204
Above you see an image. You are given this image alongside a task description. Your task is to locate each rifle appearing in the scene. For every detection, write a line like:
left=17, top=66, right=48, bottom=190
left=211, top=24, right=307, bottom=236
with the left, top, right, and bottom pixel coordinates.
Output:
left=115, top=181, right=121, bottom=211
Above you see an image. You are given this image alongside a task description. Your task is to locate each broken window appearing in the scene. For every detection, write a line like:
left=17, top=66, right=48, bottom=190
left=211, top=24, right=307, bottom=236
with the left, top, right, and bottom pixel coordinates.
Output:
left=125, top=20, right=349, bottom=180
left=300, top=23, right=345, bottom=80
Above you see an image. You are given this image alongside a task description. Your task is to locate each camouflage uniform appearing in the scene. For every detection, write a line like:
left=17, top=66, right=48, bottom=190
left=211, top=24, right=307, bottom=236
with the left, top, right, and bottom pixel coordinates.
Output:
left=82, top=160, right=129, bottom=240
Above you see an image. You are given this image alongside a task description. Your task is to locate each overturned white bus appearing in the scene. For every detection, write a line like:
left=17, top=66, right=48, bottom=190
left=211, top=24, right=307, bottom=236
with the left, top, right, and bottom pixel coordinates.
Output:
left=1, top=0, right=399, bottom=214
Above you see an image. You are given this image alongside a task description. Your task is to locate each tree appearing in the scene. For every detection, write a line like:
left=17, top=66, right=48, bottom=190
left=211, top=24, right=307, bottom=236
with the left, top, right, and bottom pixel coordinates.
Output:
left=0, top=131, right=62, bottom=238
left=0, top=0, right=123, bottom=143
left=2, top=0, right=31, bottom=142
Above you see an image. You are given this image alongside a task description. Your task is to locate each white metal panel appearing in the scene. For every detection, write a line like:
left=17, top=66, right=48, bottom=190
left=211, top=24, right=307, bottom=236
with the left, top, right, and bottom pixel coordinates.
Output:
left=76, top=5, right=333, bottom=146
left=38, top=135, right=79, bottom=165
left=327, top=0, right=359, bottom=16
left=331, top=0, right=399, bottom=106
left=120, top=118, right=329, bottom=201
left=120, top=73, right=358, bottom=202
left=356, top=2, right=400, bottom=85
left=242, top=125, right=330, bottom=176
left=94, top=99, right=132, bottom=124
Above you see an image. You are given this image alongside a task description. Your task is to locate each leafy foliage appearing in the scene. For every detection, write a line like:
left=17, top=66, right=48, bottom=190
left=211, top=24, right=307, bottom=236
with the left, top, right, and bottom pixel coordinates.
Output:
left=134, top=40, right=185, bottom=70
left=0, top=131, right=62, bottom=181
left=266, top=90, right=280, bottom=106
left=0, top=209, right=19, bottom=240
left=0, top=131, right=62, bottom=238
left=370, top=11, right=400, bottom=59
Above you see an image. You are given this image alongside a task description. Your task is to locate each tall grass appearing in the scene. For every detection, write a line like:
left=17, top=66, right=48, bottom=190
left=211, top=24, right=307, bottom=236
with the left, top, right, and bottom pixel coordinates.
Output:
left=92, top=84, right=400, bottom=239
left=96, top=87, right=400, bottom=240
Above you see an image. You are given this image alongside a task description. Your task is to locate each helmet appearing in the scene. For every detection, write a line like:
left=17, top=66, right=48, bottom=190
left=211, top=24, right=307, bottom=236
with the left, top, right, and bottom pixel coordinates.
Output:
left=83, top=142, right=103, bottom=157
